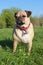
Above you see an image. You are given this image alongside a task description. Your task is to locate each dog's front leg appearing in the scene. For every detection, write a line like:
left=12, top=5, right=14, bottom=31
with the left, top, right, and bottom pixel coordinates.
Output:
left=13, top=40, right=18, bottom=53
left=28, top=41, right=32, bottom=55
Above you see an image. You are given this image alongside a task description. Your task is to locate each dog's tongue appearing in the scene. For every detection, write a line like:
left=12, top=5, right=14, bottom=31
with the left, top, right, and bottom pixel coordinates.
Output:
left=20, top=27, right=26, bottom=31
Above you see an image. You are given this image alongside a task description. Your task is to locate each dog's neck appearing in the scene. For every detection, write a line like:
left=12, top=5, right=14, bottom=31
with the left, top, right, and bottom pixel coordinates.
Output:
left=17, top=23, right=30, bottom=32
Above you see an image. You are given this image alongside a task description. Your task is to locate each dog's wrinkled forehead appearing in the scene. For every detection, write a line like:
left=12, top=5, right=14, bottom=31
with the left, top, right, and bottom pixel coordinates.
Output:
left=15, top=11, right=32, bottom=17
left=16, top=12, right=27, bottom=17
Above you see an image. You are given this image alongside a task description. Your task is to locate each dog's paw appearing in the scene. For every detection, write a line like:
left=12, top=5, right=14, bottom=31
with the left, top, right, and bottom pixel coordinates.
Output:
left=13, top=50, right=16, bottom=53
left=27, top=53, right=30, bottom=56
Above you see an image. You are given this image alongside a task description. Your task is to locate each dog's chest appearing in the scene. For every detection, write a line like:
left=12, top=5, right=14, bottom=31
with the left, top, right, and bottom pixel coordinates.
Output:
left=16, top=29, right=31, bottom=43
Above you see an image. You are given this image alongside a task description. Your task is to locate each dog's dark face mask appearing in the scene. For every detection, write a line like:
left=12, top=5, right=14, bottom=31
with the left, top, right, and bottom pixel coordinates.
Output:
left=14, top=12, right=26, bottom=26
left=15, top=17, right=25, bottom=26
left=14, top=11, right=32, bottom=26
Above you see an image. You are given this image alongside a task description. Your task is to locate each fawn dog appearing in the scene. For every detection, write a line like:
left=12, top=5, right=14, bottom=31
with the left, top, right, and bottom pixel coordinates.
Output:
left=13, top=10, right=34, bottom=54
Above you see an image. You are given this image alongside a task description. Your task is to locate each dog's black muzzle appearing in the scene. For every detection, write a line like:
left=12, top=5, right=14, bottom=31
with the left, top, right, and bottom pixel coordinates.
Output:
left=16, top=18, right=25, bottom=25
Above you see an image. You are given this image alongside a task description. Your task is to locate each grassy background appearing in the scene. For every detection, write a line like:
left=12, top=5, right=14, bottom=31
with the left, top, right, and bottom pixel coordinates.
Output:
left=0, top=27, right=43, bottom=65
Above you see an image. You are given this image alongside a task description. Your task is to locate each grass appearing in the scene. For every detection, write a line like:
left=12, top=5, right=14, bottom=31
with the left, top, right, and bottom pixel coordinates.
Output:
left=0, top=27, right=43, bottom=65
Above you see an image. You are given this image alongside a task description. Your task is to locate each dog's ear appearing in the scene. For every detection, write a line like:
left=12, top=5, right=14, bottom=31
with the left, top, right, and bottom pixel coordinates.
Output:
left=25, top=10, right=32, bottom=17
left=14, top=12, right=18, bottom=18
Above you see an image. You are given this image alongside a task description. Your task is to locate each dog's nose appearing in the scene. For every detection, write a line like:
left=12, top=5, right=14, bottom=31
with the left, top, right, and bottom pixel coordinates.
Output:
left=18, top=20, right=23, bottom=25
left=16, top=19, right=24, bottom=25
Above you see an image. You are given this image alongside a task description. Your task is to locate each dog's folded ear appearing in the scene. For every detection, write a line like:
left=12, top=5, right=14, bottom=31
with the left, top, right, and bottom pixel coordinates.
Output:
left=25, top=10, right=32, bottom=17
left=14, top=12, right=18, bottom=18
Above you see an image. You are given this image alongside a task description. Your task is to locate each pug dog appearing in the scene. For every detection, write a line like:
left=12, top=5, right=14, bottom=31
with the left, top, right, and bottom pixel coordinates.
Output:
left=13, top=10, right=34, bottom=54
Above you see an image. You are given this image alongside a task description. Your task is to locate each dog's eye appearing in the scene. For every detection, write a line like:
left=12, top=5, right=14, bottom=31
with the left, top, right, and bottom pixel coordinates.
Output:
left=22, top=15, right=26, bottom=17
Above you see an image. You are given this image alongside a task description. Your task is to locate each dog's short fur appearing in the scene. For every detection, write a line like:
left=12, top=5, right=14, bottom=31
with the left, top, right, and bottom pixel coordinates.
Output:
left=13, top=10, right=34, bottom=54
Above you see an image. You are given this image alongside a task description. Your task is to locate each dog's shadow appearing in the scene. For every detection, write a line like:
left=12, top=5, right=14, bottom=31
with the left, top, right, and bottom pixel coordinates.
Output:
left=0, top=39, right=28, bottom=52
left=0, top=39, right=13, bottom=50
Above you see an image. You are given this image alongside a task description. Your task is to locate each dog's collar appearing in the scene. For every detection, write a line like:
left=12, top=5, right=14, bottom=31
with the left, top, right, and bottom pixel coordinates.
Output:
left=17, top=23, right=30, bottom=32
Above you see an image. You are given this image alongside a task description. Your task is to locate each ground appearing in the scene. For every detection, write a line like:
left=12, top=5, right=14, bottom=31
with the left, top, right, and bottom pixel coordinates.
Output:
left=0, top=27, right=43, bottom=65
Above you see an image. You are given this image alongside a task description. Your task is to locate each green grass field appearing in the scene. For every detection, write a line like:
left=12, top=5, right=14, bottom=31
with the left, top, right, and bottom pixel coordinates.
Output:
left=0, top=27, right=43, bottom=65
